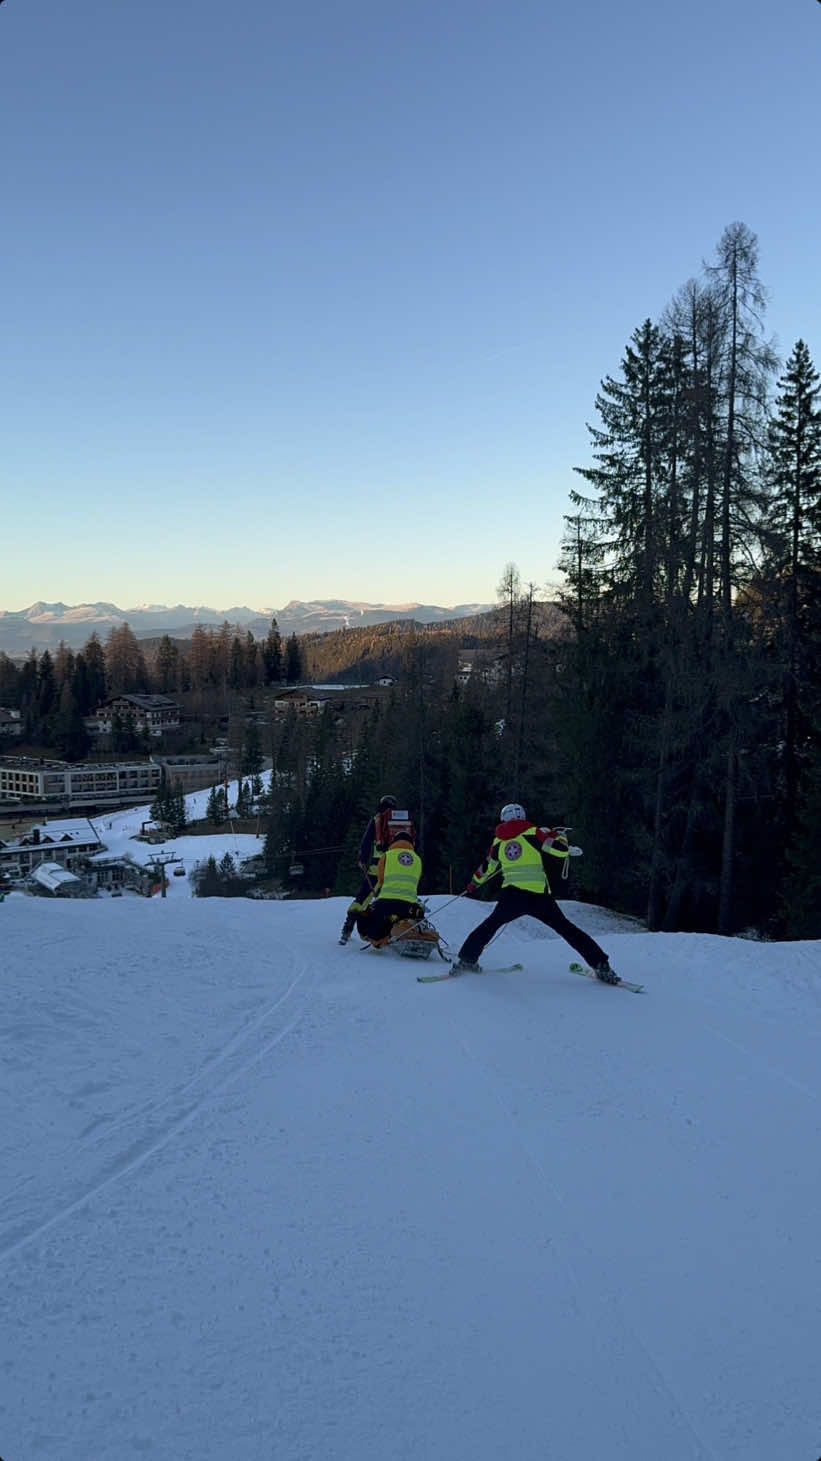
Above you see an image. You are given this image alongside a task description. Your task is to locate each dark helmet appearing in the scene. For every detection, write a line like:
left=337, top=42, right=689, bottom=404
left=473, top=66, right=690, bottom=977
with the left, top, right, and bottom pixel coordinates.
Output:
left=390, top=827, right=415, bottom=848
left=378, top=795, right=398, bottom=811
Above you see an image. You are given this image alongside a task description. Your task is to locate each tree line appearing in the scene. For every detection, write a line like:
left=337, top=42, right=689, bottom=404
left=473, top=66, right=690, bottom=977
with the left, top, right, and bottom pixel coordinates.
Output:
left=550, top=221, right=820, bottom=938
left=0, top=618, right=307, bottom=757
left=257, top=222, right=820, bottom=939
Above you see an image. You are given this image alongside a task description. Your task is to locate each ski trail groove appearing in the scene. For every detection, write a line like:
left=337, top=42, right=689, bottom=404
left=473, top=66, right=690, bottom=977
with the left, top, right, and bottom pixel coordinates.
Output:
left=0, top=956, right=315, bottom=1264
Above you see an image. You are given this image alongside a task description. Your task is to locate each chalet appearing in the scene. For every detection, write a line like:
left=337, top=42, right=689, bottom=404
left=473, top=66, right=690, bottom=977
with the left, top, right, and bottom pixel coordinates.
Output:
left=89, top=694, right=180, bottom=738
left=273, top=689, right=328, bottom=717
left=0, top=821, right=105, bottom=882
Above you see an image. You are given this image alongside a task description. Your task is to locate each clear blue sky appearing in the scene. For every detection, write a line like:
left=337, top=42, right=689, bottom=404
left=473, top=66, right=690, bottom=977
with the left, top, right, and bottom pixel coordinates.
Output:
left=2, top=0, right=819, bottom=613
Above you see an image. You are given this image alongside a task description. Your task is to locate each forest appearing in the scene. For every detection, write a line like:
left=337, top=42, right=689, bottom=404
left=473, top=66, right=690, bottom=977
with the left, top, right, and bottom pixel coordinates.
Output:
left=1, top=221, right=819, bottom=938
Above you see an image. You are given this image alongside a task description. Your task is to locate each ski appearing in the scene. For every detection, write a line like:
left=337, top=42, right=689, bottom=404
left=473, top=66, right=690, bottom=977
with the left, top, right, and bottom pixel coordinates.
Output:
left=417, top=962, right=524, bottom=984
left=569, top=962, right=644, bottom=994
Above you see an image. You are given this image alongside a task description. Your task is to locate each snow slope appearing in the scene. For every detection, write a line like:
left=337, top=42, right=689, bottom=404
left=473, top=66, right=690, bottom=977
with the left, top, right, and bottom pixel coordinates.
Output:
left=2, top=850, right=821, bottom=1459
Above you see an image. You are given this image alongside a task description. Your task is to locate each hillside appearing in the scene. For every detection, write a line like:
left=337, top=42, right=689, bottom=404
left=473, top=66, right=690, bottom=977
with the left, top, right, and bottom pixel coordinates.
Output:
left=299, top=599, right=569, bottom=681
left=3, top=862, right=820, bottom=1460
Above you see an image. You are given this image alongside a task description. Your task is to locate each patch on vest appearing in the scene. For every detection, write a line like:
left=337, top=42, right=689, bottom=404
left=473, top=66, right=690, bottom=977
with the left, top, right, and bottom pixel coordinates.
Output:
left=397, top=851, right=414, bottom=866
left=504, top=841, right=523, bottom=860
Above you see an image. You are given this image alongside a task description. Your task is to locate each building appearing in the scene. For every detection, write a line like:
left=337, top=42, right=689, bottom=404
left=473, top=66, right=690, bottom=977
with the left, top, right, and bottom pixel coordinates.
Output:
left=87, top=856, right=158, bottom=897
left=273, top=689, right=329, bottom=717
left=0, top=755, right=161, bottom=809
left=0, top=707, right=23, bottom=738
left=455, top=650, right=476, bottom=686
left=89, top=694, right=181, bottom=738
left=151, top=753, right=227, bottom=794
left=29, top=861, right=91, bottom=898
left=0, top=821, right=105, bottom=882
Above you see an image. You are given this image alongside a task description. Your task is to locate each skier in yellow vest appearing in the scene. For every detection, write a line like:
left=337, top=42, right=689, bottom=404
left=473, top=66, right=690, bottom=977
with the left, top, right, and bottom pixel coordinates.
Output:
left=452, top=803, right=619, bottom=982
left=339, top=796, right=418, bottom=943
left=356, top=831, right=424, bottom=945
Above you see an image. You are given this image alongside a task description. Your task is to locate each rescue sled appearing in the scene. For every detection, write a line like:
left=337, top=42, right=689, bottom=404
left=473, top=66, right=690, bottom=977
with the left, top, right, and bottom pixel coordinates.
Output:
left=364, top=912, right=450, bottom=961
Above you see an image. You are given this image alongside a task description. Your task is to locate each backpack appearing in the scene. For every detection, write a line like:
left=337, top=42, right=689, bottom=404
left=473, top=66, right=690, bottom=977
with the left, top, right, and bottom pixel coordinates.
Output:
left=375, top=808, right=416, bottom=851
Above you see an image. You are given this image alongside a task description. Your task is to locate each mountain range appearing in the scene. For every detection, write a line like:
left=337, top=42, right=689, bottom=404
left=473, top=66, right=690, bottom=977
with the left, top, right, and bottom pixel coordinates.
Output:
left=0, top=600, right=494, bottom=655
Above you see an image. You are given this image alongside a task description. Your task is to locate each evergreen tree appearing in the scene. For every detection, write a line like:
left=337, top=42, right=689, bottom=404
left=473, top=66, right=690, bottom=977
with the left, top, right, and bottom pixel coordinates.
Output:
left=193, top=855, right=221, bottom=897
left=241, top=722, right=264, bottom=779
left=763, top=340, right=821, bottom=837
left=154, top=635, right=180, bottom=694
left=264, top=618, right=283, bottom=684
left=284, top=633, right=304, bottom=684
left=0, top=651, right=20, bottom=706
left=235, top=779, right=251, bottom=818
left=53, top=680, right=90, bottom=761
left=82, top=633, right=108, bottom=708
left=169, top=779, right=187, bottom=834
left=37, top=649, right=57, bottom=731
left=150, top=781, right=171, bottom=828
left=206, top=784, right=228, bottom=826
left=71, top=654, right=92, bottom=717
left=781, top=742, right=821, bottom=937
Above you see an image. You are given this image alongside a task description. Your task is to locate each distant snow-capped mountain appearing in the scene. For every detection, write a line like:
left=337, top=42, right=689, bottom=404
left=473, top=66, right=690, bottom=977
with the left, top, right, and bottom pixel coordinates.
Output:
left=0, top=599, right=494, bottom=654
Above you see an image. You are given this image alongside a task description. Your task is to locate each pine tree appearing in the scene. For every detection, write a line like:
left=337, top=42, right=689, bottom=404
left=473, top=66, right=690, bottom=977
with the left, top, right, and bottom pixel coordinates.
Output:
left=264, top=618, right=283, bottom=684
left=284, top=634, right=304, bottom=684
left=82, top=633, right=108, bottom=708
left=206, top=785, right=227, bottom=826
left=763, top=340, right=821, bottom=837
left=241, top=722, right=264, bottom=779
left=53, top=680, right=90, bottom=761
left=154, top=635, right=180, bottom=694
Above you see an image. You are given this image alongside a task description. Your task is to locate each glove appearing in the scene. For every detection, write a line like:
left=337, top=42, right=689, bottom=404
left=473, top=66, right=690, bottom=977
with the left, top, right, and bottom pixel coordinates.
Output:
left=568, top=845, right=583, bottom=857
left=463, top=882, right=477, bottom=897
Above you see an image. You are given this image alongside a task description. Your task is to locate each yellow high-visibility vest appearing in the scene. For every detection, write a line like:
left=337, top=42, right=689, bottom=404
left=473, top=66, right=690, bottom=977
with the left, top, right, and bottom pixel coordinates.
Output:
left=492, top=833, right=547, bottom=892
left=379, top=845, right=422, bottom=902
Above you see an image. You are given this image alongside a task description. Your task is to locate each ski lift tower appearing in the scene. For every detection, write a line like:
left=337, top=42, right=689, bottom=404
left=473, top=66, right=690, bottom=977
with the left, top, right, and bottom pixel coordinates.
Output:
left=146, top=852, right=184, bottom=897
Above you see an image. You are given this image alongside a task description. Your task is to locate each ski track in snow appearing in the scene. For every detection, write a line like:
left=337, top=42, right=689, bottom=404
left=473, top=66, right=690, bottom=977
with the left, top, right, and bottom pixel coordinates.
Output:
left=0, top=937, right=317, bottom=1263
left=2, top=892, right=821, bottom=1461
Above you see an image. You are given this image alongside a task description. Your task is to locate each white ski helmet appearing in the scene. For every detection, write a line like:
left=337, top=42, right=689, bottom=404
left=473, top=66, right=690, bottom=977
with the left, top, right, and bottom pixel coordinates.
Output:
left=500, top=802, right=526, bottom=822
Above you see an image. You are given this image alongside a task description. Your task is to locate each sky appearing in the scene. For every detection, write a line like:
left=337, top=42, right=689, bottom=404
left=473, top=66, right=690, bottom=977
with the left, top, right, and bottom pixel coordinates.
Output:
left=2, top=0, right=820, bottom=613
left=3, top=786, right=821, bottom=1458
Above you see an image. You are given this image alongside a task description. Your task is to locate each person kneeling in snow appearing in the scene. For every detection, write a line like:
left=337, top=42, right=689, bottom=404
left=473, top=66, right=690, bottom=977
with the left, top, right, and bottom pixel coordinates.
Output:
left=356, top=832, right=424, bottom=946
left=452, top=803, right=619, bottom=982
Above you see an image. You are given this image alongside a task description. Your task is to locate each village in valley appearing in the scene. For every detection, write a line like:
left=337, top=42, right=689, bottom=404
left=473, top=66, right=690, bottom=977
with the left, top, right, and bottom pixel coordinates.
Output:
left=0, top=662, right=473, bottom=903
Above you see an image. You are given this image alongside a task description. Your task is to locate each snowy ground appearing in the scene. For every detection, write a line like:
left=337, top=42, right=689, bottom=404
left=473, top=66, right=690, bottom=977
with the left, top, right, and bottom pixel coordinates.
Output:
left=2, top=803, right=821, bottom=1460
left=86, top=784, right=272, bottom=895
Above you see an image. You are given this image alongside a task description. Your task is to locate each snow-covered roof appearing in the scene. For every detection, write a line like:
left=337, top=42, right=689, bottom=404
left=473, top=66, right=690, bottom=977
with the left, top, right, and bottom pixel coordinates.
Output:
left=31, top=861, right=82, bottom=892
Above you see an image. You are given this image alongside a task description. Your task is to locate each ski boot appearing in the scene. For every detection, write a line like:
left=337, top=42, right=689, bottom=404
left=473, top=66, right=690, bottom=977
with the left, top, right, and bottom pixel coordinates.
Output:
left=594, top=961, right=620, bottom=985
left=339, top=915, right=356, bottom=945
left=450, top=958, right=481, bottom=975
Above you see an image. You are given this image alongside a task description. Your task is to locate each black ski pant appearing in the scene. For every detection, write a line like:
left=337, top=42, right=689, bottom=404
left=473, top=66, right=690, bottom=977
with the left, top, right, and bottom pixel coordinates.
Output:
left=457, top=885, right=608, bottom=969
left=356, top=898, right=424, bottom=943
